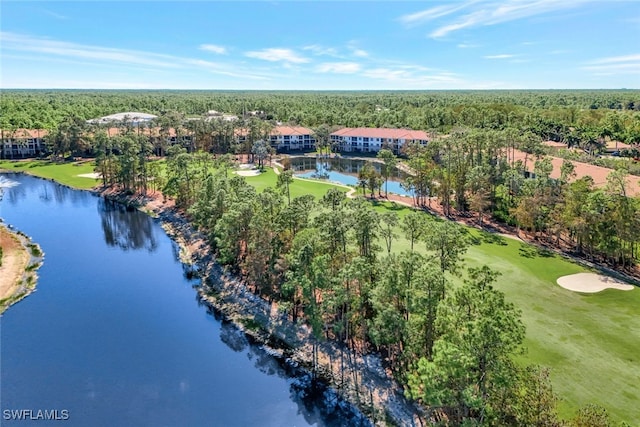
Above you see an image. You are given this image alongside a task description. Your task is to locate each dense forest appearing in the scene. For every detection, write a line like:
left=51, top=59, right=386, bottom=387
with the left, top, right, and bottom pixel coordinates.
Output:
left=99, top=145, right=631, bottom=426
left=2, top=90, right=639, bottom=146
left=3, top=90, right=639, bottom=425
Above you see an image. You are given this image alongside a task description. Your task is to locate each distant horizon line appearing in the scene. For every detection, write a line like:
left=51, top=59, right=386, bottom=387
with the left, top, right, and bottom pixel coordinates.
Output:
left=2, top=88, right=638, bottom=92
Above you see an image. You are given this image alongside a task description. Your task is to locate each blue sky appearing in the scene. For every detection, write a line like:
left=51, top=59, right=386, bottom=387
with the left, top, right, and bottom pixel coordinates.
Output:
left=1, top=1, right=639, bottom=90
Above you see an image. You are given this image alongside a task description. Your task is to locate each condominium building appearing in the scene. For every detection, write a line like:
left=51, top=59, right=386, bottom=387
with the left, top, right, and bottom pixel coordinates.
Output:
left=269, top=126, right=315, bottom=151
left=0, top=129, right=48, bottom=159
left=235, top=125, right=316, bottom=152
left=330, top=128, right=429, bottom=154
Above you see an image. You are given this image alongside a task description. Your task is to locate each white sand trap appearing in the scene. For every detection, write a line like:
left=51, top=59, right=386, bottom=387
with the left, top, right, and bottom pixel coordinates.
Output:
left=77, top=173, right=101, bottom=179
left=557, top=273, right=635, bottom=293
left=234, top=170, right=261, bottom=177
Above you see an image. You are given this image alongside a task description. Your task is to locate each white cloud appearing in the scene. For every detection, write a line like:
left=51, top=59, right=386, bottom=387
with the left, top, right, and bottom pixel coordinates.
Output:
left=362, top=67, right=462, bottom=86
left=457, top=43, right=480, bottom=48
left=316, top=62, right=361, bottom=74
left=245, top=48, right=310, bottom=63
left=352, top=49, right=368, bottom=58
left=589, top=53, right=640, bottom=64
left=39, top=9, right=68, bottom=20
left=1, top=31, right=181, bottom=69
left=582, top=53, right=640, bottom=75
left=430, top=12, right=484, bottom=38
left=0, top=32, right=269, bottom=81
left=398, top=2, right=478, bottom=26
left=484, top=54, right=516, bottom=59
left=199, top=44, right=227, bottom=55
left=303, top=44, right=339, bottom=57
left=400, top=0, right=595, bottom=38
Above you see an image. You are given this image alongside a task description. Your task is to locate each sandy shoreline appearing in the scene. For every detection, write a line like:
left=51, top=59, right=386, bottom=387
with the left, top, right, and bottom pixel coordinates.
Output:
left=0, top=225, right=44, bottom=314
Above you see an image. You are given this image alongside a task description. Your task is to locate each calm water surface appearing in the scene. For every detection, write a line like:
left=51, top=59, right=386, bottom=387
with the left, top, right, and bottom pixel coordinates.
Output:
left=291, top=157, right=412, bottom=197
left=0, top=173, right=363, bottom=427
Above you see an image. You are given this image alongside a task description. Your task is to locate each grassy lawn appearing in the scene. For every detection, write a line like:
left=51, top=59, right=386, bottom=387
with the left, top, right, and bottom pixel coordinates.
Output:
left=253, top=178, right=640, bottom=423
left=367, top=202, right=639, bottom=423
left=3, top=159, right=636, bottom=423
left=243, top=167, right=349, bottom=200
left=0, top=160, right=99, bottom=189
left=463, top=234, right=640, bottom=423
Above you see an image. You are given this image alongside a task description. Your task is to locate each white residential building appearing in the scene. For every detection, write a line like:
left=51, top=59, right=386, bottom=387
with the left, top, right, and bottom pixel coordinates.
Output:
left=269, top=126, right=315, bottom=151
left=330, top=127, right=429, bottom=154
left=0, top=129, right=48, bottom=159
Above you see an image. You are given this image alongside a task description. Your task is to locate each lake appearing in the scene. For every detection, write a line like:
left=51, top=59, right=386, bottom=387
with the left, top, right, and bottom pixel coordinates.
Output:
left=290, top=157, right=412, bottom=197
left=0, top=173, right=366, bottom=426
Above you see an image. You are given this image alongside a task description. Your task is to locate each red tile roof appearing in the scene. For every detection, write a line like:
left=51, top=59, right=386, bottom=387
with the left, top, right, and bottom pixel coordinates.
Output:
left=542, top=140, right=566, bottom=148
left=511, top=149, right=640, bottom=197
left=1, top=129, right=49, bottom=139
left=271, top=125, right=313, bottom=136
left=235, top=126, right=314, bottom=138
left=331, top=127, right=430, bottom=141
left=605, top=140, right=633, bottom=151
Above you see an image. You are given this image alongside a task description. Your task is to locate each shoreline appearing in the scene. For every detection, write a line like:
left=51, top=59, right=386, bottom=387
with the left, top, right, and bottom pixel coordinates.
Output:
left=104, top=187, right=423, bottom=425
left=1, top=171, right=414, bottom=423
left=0, top=223, right=44, bottom=315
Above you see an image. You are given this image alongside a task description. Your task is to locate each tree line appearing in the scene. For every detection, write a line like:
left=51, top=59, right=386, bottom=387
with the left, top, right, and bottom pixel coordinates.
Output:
left=401, top=128, right=640, bottom=270
left=14, top=120, right=628, bottom=425
left=148, top=148, right=620, bottom=426
left=2, top=90, right=639, bottom=146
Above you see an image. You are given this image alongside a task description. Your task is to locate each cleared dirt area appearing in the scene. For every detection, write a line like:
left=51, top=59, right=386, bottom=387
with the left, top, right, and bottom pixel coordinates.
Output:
left=0, top=225, right=30, bottom=303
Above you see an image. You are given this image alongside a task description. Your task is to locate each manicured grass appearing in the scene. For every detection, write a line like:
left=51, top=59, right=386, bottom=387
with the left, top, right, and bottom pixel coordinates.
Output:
left=243, top=167, right=349, bottom=200
left=255, top=177, right=640, bottom=423
left=461, top=233, right=639, bottom=423
left=3, top=159, right=636, bottom=423
left=369, top=205, right=639, bottom=423
left=0, top=160, right=99, bottom=189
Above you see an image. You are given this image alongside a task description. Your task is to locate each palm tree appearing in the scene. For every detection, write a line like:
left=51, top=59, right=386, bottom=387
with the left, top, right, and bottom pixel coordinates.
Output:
left=376, top=148, right=397, bottom=198
left=312, top=124, right=331, bottom=155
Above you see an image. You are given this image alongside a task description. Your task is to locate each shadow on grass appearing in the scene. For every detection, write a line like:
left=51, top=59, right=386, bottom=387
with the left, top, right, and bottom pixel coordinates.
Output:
left=465, top=228, right=508, bottom=247
left=28, top=161, right=52, bottom=168
left=518, top=242, right=554, bottom=258
left=480, top=232, right=508, bottom=246
left=371, top=200, right=406, bottom=212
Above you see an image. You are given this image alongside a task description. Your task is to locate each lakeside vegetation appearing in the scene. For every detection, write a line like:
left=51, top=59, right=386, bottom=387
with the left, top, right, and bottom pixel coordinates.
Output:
left=0, top=159, right=99, bottom=189
left=2, top=89, right=639, bottom=425
left=3, top=155, right=638, bottom=424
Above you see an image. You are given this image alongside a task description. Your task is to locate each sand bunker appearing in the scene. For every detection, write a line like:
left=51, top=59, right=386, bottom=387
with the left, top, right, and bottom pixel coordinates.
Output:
left=77, top=173, right=101, bottom=179
left=557, top=273, right=635, bottom=293
left=234, top=170, right=261, bottom=177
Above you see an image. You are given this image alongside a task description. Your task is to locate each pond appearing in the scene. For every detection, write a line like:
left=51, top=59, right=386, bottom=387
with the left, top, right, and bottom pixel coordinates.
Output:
left=290, top=156, right=412, bottom=197
left=0, top=173, right=366, bottom=426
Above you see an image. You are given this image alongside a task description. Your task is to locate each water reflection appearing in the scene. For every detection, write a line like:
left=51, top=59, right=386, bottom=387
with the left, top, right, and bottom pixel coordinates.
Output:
left=290, top=157, right=412, bottom=196
left=220, top=321, right=249, bottom=352
left=2, top=173, right=371, bottom=426
left=290, top=157, right=406, bottom=180
left=39, top=183, right=53, bottom=203
left=2, top=177, right=27, bottom=205
left=291, top=375, right=372, bottom=427
left=98, top=198, right=158, bottom=252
